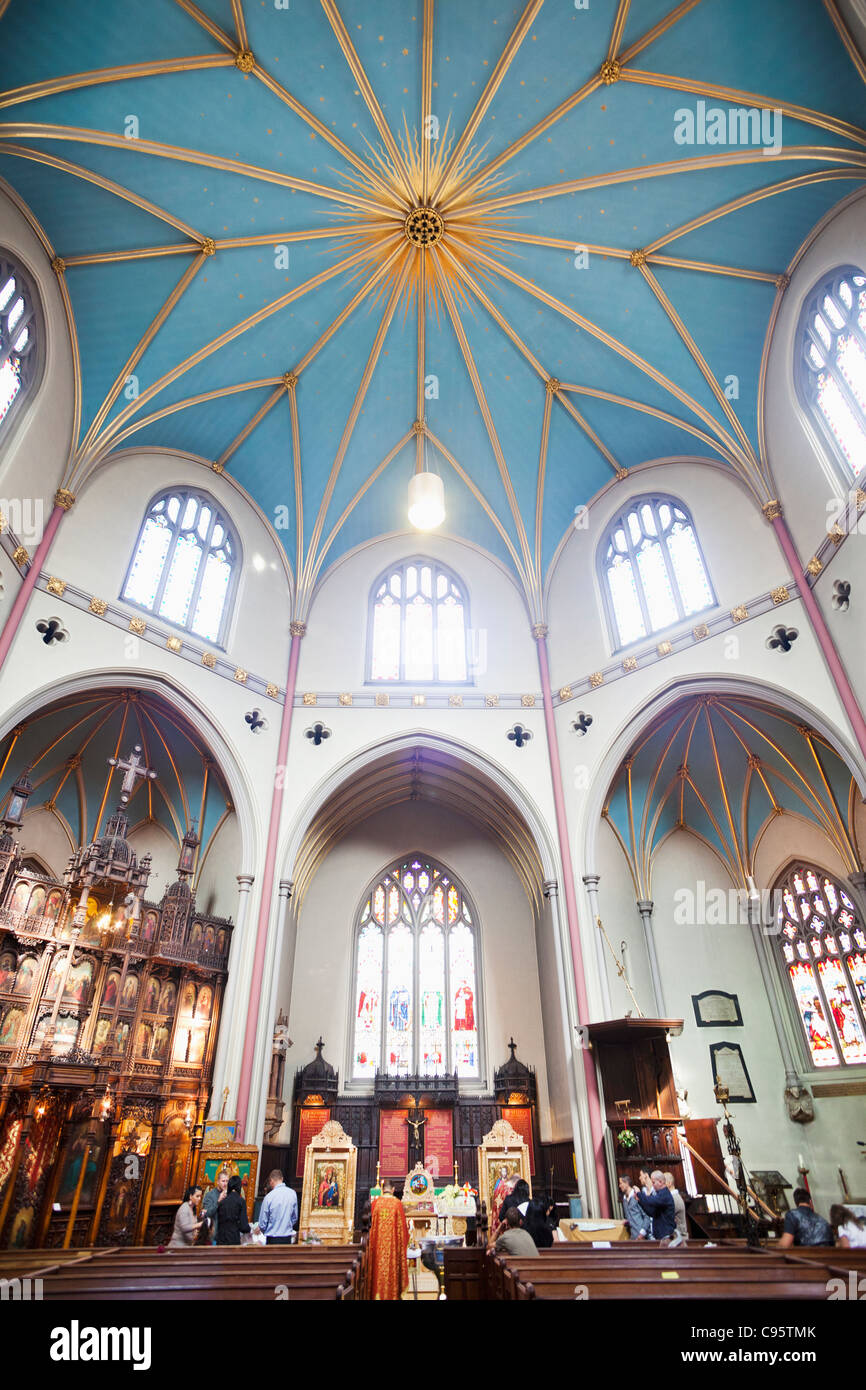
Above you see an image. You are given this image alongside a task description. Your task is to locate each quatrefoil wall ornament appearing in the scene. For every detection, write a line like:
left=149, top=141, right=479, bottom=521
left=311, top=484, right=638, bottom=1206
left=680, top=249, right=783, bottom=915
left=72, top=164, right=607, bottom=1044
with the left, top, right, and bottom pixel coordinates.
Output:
left=305, top=722, right=331, bottom=747
left=36, top=616, right=68, bottom=645
left=767, top=624, right=799, bottom=653
left=244, top=708, right=268, bottom=734
left=507, top=723, right=533, bottom=749
left=832, top=579, right=851, bottom=611
left=572, top=711, right=593, bottom=736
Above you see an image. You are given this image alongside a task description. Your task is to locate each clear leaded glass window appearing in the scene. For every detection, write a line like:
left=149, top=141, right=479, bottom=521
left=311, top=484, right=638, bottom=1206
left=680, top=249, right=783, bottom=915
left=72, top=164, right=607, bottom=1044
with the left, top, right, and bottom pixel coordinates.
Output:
left=368, top=559, right=469, bottom=683
left=351, top=856, right=480, bottom=1081
left=0, top=257, right=38, bottom=430
left=122, top=489, right=238, bottom=645
left=798, top=267, right=866, bottom=478
left=775, top=864, right=866, bottom=1069
left=600, top=495, right=715, bottom=649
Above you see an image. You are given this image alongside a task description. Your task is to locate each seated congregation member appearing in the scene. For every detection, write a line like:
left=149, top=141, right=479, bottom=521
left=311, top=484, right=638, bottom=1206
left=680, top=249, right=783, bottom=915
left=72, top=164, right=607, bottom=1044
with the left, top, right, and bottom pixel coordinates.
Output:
left=495, top=1205, right=539, bottom=1257
left=618, top=1175, right=651, bottom=1240
left=830, top=1203, right=866, bottom=1248
left=256, top=1168, right=298, bottom=1245
left=216, top=1174, right=251, bottom=1245
left=778, top=1188, right=833, bottom=1247
left=500, top=1178, right=531, bottom=1224
left=636, top=1169, right=676, bottom=1241
left=664, top=1171, right=688, bottom=1243
left=168, top=1184, right=204, bottom=1247
left=523, top=1193, right=555, bottom=1249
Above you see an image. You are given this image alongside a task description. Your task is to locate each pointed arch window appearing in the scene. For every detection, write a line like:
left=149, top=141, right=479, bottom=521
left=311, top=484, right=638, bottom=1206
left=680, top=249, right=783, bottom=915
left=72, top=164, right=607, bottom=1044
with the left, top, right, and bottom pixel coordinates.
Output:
left=797, top=266, right=866, bottom=478
left=351, top=856, right=481, bottom=1081
left=599, top=495, right=715, bottom=649
left=775, top=863, right=866, bottom=1069
left=0, top=255, right=39, bottom=433
left=368, top=558, right=470, bottom=683
left=121, top=489, right=239, bottom=645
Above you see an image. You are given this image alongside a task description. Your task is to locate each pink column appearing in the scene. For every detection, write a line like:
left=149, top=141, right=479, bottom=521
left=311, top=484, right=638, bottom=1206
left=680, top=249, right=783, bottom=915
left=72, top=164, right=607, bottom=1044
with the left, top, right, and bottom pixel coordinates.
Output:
left=772, top=515, right=866, bottom=761
left=0, top=501, right=66, bottom=671
left=536, top=629, right=611, bottom=1217
left=235, top=626, right=304, bottom=1139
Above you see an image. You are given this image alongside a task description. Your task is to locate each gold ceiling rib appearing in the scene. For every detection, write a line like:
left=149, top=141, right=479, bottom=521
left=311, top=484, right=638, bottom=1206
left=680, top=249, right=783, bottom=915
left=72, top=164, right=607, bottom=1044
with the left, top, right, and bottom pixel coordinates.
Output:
left=215, top=384, right=285, bottom=471
left=823, top=0, right=866, bottom=87
left=71, top=238, right=401, bottom=485
left=320, top=0, right=415, bottom=202
left=420, top=0, right=434, bottom=204
left=0, top=140, right=203, bottom=239
left=557, top=383, right=738, bottom=466
left=607, top=0, right=632, bottom=62
left=61, top=222, right=403, bottom=272
left=621, top=70, right=866, bottom=149
left=416, top=249, right=426, bottom=474
left=0, top=123, right=396, bottom=218
left=483, top=227, right=782, bottom=285
left=298, top=252, right=412, bottom=611
left=97, top=376, right=286, bottom=456
left=288, top=381, right=303, bottom=586
left=172, top=0, right=237, bottom=54
left=76, top=250, right=207, bottom=466
left=0, top=55, right=238, bottom=110
left=534, top=385, right=554, bottom=597
left=635, top=261, right=758, bottom=471
left=230, top=0, right=249, bottom=54
left=439, top=243, right=623, bottom=482
left=93, top=703, right=131, bottom=839
left=429, top=0, right=544, bottom=207
left=454, top=237, right=748, bottom=465
left=468, top=145, right=866, bottom=217
left=435, top=265, right=539, bottom=613
left=61, top=243, right=198, bottom=268
left=451, top=0, right=701, bottom=209
left=311, top=430, right=414, bottom=596
left=424, top=428, right=528, bottom=583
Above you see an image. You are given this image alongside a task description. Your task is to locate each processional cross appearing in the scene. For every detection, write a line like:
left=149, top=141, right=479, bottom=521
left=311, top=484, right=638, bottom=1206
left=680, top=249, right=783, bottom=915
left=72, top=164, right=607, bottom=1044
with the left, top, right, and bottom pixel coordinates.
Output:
left=108, top=744, right=157, bottom=805
left=406, top=1111, right=427, bottom=1142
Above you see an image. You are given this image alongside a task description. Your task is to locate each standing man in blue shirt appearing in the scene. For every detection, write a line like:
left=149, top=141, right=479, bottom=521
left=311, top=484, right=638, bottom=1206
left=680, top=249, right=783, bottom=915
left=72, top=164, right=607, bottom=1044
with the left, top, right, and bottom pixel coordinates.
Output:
left=257, top=1169, right=298, bottom=1244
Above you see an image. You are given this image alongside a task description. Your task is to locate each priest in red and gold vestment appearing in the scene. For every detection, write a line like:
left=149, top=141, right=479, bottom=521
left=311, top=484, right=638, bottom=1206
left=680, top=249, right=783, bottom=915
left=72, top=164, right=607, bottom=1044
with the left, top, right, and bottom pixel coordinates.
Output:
left=367, top=1179, right=410, bottom=1300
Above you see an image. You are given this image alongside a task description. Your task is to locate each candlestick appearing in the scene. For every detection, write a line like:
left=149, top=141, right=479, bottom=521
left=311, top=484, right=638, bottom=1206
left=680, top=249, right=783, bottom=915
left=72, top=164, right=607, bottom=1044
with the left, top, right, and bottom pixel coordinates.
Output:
left=454, top=1159, right=458, bottom=1184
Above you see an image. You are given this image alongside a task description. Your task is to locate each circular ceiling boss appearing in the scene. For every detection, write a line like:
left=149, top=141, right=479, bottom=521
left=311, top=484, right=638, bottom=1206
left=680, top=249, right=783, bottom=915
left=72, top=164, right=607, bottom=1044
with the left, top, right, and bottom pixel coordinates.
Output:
left=404, top=207, right=445, bottom=248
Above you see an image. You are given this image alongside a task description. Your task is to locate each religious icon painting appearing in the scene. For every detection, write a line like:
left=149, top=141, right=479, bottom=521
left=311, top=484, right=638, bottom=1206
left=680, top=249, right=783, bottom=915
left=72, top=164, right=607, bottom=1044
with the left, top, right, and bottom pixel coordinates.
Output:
left=312, top=1159, right=345, bottom=1211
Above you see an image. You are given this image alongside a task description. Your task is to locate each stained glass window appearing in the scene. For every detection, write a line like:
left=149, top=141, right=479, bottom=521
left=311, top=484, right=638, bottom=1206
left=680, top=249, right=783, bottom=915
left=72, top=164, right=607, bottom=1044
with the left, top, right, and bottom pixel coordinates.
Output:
left=600, top=496, right=714, bottom=649
left=775, top=864, right=866, bottom=1068
left=350, top=856, right=481, bottom=1081
left=798, top=267, right=866, bottom=477
left=122, top=489, right=238, bottom=645
left=369, top=559, right=470, bottom=683
left=0, top=257, right=38, bottom=432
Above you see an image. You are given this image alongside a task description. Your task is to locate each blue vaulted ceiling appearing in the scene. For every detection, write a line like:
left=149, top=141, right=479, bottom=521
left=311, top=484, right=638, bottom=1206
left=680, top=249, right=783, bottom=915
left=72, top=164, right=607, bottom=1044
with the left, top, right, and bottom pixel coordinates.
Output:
left=0, top=0, right=863, bottom=613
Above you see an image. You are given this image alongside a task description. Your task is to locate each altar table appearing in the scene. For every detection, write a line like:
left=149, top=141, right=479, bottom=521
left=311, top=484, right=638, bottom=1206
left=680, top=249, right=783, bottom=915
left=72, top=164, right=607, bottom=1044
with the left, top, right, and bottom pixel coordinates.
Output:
left=558, top=1218, right=629, bottom=1243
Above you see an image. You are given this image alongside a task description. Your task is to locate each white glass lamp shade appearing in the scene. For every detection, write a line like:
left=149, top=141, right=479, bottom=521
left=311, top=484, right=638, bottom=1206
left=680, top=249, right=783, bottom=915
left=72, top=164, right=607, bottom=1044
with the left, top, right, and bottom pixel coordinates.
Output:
left=408, top=470, right=445, bottom=530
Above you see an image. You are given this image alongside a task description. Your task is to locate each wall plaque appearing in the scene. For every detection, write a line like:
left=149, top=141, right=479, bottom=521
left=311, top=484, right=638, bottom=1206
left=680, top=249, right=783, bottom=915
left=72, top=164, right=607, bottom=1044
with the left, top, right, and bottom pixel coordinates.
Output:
left=710, top=1042, right=756, bottom=1103
left=692, top=990, right=743, bottom=1027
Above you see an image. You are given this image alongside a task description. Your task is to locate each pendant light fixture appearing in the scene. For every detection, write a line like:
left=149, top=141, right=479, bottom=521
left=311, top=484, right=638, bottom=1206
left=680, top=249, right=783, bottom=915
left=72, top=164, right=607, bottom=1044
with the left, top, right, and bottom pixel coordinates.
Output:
left=408, top=426, right=445, bottom=530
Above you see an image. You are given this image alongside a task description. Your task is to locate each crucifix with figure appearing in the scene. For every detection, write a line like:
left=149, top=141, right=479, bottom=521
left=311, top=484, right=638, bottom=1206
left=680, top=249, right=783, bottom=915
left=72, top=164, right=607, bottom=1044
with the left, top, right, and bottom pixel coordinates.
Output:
left=108, top=744, right=157, bottom=805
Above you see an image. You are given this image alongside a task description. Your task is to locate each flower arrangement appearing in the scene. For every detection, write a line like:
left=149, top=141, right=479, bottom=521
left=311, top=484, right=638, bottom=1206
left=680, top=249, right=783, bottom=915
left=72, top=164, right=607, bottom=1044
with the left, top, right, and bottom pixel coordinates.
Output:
left=616, top=1128, right=638, bottom=1151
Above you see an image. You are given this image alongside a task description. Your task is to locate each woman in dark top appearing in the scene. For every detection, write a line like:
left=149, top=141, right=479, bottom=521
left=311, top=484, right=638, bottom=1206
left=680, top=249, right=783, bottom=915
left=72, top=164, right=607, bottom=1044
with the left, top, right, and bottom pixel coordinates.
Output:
left=499, top=1178, right=531, bottom=1224
left=523, top=1194, right=555, bottom=1249
left=216, top=1175, right=251, bottom=1246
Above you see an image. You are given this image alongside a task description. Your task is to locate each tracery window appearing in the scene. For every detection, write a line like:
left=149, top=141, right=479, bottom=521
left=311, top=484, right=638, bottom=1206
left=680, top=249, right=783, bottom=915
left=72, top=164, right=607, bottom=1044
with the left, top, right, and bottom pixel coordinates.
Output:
left=599, top=495, right=715, bottom=649
left=775, top=864, right=866, bottom=1069
left=0, top=256, right=39, bottom=430
left=798, top=266, right=866, bottom=478
left=121, top=489, right=238, bottom=645
left=368, top=558, right=469, bottom=683
left=351, top=855, right=480, bottom=1081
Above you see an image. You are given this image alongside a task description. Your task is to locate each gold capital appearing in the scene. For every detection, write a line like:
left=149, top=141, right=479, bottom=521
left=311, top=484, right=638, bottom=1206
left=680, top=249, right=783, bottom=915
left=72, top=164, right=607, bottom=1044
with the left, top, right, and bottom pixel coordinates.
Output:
left=532, top=622, right=549, bottom=639
left=290, top=620, right=307, bottom=637
left=54, top=488, right=75, bottom=510
left=762, top=499, right=782, bottom=521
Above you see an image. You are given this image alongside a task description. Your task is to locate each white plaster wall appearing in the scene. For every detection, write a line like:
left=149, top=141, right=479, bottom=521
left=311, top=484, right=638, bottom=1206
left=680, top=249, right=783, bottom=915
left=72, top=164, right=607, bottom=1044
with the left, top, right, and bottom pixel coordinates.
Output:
left=282, top=799, right=553, bottom=1137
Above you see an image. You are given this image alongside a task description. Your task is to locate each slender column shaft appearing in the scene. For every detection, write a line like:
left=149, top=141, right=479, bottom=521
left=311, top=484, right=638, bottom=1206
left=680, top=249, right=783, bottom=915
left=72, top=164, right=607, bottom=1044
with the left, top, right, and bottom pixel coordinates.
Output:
left=247, top=877, right=294, bottom=1145
left=535, top=630, right=610, bottom=1215
left=771, top=515, right=866, bottom=759
left=209, top=872, right=254, bottom=1116
left=747, top=895, right=800, bottom=1086
left=582, top=874, right=612, bottom=1019
left=236, top=631, right=303, bottom=1139
left=0, top=503, right=65, bottom=670
left=544, top=880, right=593, bottom=1212
left=636, top=899, right=666, bottom=1017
